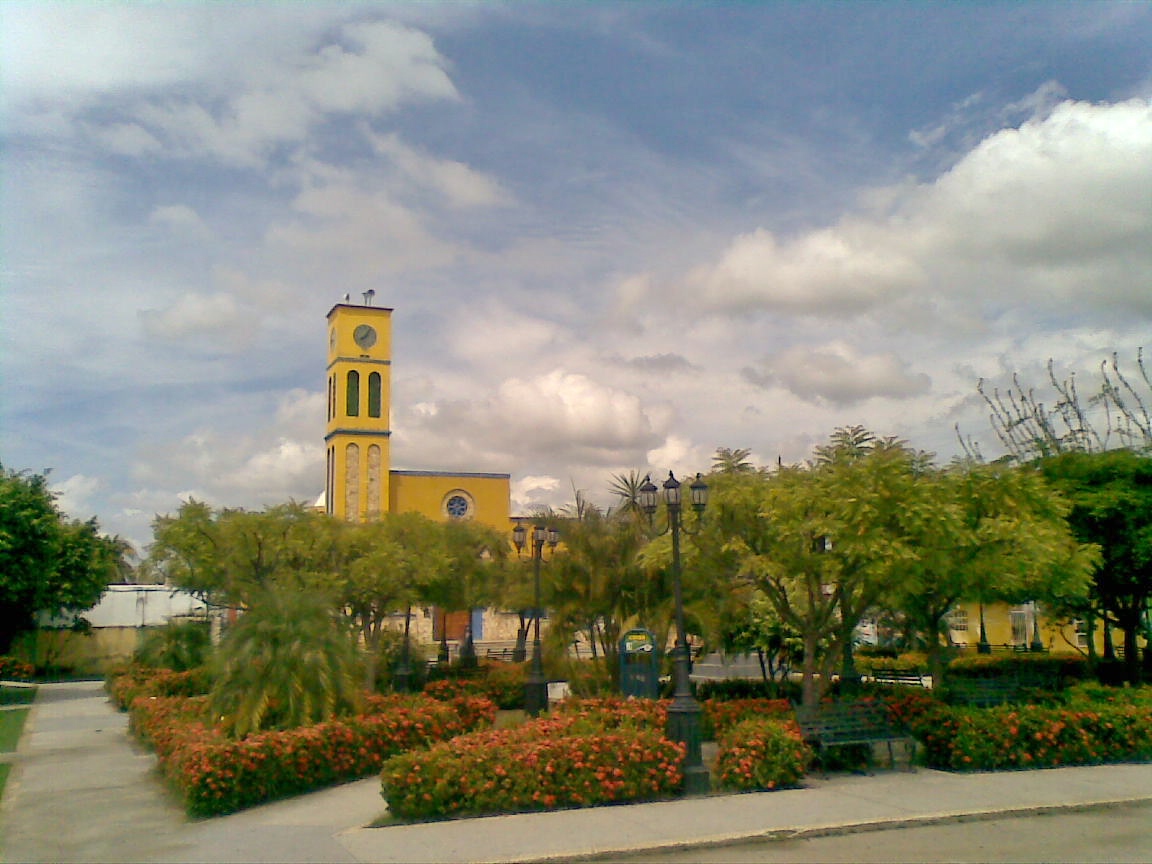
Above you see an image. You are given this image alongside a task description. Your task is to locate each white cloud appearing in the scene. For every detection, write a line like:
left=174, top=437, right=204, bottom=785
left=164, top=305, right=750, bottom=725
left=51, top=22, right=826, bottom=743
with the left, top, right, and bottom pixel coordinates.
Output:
left=149, top=204, right=212, bottom=240
left=690, top=225, right=923, bottom=316
left=688, top=99, right=1152, bottom=325
left=138, top=293, right=248, bottom=346
left=51, top=474, right=102, bottom=521
left=744, top=342, right=932, bottom=406
left=371, top=133, right=513, bottom=209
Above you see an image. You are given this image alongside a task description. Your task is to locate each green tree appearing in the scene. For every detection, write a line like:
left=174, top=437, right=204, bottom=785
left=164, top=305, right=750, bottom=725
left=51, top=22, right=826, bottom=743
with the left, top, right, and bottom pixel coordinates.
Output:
left=704, top=431, right=935, bottom=706
left=0, top=465, right=121, bottom=653
left=547, top=509, right=653, bottom=683
left=887, top=461, right=1095, bottom=685
left=148, top=500, right=335, bottom=605
left=335, top=512, right=449, bottom=688
left=1040, top=449, right=1152, bottom=683
left=711, top=448, right=756, bottom=475
left=209, top=586, right=362, bottom=737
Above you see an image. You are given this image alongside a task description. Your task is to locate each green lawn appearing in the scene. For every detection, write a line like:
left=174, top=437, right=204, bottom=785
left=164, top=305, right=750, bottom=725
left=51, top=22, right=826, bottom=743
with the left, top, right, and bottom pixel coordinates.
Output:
left=0, top=705, right=32, bottom=802
left=0, top=686, right=37, bottom=707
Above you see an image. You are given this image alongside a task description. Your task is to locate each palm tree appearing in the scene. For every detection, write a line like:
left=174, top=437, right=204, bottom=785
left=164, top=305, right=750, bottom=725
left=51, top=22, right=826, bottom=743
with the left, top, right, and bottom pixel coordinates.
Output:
left=608, top=470, right=648, bottom=518
left=711, top=448, right=756, bottom=474
left=209, top=587, right=362, bottom=737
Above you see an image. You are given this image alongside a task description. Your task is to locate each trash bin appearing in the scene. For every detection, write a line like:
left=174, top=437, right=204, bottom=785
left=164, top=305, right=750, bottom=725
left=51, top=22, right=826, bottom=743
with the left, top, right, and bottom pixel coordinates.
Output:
left=619, top=628, right=659, bottom=699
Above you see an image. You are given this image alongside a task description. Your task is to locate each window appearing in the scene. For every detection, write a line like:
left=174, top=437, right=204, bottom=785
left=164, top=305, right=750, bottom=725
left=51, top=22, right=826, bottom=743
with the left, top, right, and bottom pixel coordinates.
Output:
left=368, top=372, right=382, bottom=418
left=947, top=608, right=969, bottom=632
left=346, top=370, right=360, bottom=416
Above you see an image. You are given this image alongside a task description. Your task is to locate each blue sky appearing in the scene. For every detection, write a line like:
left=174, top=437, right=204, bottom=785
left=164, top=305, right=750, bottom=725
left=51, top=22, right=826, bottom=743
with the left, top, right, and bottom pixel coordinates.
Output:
left=2, top=2, right=1150, bottom=553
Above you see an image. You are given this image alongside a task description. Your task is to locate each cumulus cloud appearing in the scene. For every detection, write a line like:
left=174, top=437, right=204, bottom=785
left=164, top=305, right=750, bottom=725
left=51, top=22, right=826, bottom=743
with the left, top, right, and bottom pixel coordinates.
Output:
left=743, top=342, right=932, bottom=405
left=689, top=99, right=1152, bottom=325
left=149, top=204, right=212, bottom=240
left=138, top=293, right=249, bottom=346
left=690, top=224, right=923, bottom=316
left=51, top=474, right=102, bottom=520
left=371, top=133, right=513, bottom=210
left=25, top=18, right=459, bottom=167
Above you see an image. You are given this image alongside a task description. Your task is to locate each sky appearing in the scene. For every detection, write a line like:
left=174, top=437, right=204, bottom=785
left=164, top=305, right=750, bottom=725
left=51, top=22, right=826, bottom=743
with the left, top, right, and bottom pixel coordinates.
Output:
left=2, top=2, right=1151, bottom=554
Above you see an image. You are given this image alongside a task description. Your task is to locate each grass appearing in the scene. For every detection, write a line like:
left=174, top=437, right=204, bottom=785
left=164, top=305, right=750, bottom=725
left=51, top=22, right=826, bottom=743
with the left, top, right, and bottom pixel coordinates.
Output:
left=0, top=686, right=37, bottom=707
left=0, top=706, right=31, bottom=802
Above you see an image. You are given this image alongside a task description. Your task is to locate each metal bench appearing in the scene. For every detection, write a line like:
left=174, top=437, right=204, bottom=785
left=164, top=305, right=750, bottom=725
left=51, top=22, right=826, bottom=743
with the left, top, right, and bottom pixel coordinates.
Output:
left=484, top=647, right=520, bottom=662
left=945, top=676, right=1025, bottom=707
left=871, top=668, right=926, bottom=687
left=794, top=699, right=915, bottom=776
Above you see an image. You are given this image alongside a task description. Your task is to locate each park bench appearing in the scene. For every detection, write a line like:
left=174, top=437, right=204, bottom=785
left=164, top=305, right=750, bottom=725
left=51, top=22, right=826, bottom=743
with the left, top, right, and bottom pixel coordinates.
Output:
left=484, top=647, right=521, bottom=662
left=870, top=667, right=926, bottom=687
left=794, top=699, right=916, bottom=776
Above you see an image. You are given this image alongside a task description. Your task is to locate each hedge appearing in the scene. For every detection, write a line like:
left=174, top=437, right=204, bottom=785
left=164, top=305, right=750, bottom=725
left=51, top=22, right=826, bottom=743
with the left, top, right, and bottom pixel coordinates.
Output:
left=130, top=692, right=495, bottom=816
left=715, top=716, right=812, bottom=792
left=380, top=711, right=684, bottom=820
left=106, top=664, right=211, bottom=710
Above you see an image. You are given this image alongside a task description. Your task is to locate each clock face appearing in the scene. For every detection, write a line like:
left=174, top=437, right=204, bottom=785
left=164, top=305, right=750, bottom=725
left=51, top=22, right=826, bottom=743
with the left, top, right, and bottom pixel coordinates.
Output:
left=446, top=495, right=469, bottom=518
left=353, top=324, right=377, bottom=350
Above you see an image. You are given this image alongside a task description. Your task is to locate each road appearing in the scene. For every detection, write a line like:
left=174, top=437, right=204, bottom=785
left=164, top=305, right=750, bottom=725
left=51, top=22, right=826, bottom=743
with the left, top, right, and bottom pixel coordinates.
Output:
left=615, top=801, right=1152, bottom=863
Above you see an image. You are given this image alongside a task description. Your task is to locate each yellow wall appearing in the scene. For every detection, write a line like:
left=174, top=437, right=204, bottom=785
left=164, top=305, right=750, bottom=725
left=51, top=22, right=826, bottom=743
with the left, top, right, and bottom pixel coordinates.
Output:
left=950, top=600, right=1122, bottom=656
left=390, top=470, right=512, bottom=531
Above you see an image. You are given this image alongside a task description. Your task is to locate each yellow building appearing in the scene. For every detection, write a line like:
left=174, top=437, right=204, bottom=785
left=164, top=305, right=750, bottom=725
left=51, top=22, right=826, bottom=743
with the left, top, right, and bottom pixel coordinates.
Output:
left=324, top=296, right=518, bottom=648
left=324, top=296, right=511, bottom=530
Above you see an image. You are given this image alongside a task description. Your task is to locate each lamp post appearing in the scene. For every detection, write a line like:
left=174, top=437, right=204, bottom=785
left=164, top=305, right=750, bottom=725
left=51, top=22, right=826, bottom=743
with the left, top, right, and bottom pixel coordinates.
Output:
left=639, top=471, right=710, bottom=796
left=393, top=603, right=413, bottom=693
left=513, top=523, right=559, bottom=715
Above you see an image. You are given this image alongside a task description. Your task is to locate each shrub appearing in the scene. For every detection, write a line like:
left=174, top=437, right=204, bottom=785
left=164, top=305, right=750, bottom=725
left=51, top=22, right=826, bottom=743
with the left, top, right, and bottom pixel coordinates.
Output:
left=209, top=589, right=364, bottom=737
left=715, top=716, right=812, bottom=792
left=380, top=712, right=683, bottom=820
left=106, top=664, right=211, bottom=711
left=480, top=663, right=527, bottom=709
left=702, top=698, right=792, bottom=741
left=908, top=698, right=1152, bottom=771
left=0, top=656, right=35, bottom=681
left=129, top=692, right=494, bottom=817
left=135, top=620, right=212, bottom=672
left=946, top=653, right=1088, bottom=685
left=695, top=679, right=800, bottom=702
left=560, top=659, right=615, bottom=697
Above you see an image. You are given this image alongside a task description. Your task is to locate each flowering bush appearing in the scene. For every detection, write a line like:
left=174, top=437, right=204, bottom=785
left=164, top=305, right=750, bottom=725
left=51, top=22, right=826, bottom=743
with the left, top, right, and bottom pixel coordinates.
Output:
left=909, top=699, right=1152, bottom=771
left=553, top=696, right=668, bottom=728
left=380, top=711, right=684, bottom=820
left=703, top=698, right=792, bottom=740
left=0, top=656, right=35, bottom=681
left=423, top=665, right=527, bottom=710
left=715, top=716, right=812, bottom=792
left=106, top=665, right=211, bottom=711
left=129, top=692, right=494, bottom=816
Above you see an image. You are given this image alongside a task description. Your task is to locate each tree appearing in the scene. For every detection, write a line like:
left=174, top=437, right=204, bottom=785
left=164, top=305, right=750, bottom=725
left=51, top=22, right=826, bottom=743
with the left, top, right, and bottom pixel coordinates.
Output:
left=886, top=461, right=1095, bottom=685
left=1040, top=450, right=1152, bottom=683
left=712, top=448, right=756, bottom=475
left=0, top=464, right=121, bottom=654
left=334, top=512, right=449, bottom=688
left=148, top=500, right=336, bottom=605
left=209, top=586, right=362, bottom=737
left=548, top=508, right=653, bottom=683
left=973, top=349, right=1151, bottom=462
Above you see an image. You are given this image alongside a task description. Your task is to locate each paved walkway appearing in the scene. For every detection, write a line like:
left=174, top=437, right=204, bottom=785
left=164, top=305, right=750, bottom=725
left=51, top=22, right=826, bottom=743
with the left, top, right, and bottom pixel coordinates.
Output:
left=2, top=681, right=1151, bottom=863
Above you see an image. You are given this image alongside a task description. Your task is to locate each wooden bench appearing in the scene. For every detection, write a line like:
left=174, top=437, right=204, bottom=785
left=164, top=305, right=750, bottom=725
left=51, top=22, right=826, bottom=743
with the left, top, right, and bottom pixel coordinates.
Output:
left=871, top=668, right=926, bottom=687
left=794, top=699, right=915, bottom=775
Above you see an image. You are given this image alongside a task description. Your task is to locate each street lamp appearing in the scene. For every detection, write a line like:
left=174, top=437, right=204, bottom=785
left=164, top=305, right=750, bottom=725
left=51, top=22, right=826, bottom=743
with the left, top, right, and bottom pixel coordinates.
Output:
left=639, top=471, right=710, bottom=796
left=512, top=522, right=559, bottom=715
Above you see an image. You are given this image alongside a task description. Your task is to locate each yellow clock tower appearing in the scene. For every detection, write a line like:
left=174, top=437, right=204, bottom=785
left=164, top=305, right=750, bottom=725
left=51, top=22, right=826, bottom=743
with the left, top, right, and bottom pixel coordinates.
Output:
left=324, top=295, right=512, bottom=532
left=325, top=297, right=393, bottom=521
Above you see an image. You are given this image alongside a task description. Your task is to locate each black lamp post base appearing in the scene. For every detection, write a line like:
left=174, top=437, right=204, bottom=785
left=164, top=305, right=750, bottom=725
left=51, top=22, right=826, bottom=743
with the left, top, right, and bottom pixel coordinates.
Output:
left=524, top=676, right=548, bottom=715
left=667, top=697, right=709, bottom=795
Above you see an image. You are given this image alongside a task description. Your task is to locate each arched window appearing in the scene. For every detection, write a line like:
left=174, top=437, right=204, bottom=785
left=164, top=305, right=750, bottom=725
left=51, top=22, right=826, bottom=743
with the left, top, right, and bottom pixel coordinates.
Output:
left=368, top=372, right=382, bottom=418
left=328, top=375, right=336, bottom=421
left=346, top=370, right=360, bottom=416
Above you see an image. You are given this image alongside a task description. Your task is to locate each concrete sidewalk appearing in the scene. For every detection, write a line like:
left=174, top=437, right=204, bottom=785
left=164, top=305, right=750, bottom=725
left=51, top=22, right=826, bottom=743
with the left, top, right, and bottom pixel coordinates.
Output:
left=2, top=681, right=1150, bottom=863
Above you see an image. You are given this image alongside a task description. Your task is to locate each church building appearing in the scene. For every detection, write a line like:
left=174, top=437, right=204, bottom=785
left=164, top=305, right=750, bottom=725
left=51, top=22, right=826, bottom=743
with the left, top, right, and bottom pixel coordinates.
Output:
left=323, top=294, right=516, bottom=650
left=323, top=294, right=511, bottom=529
